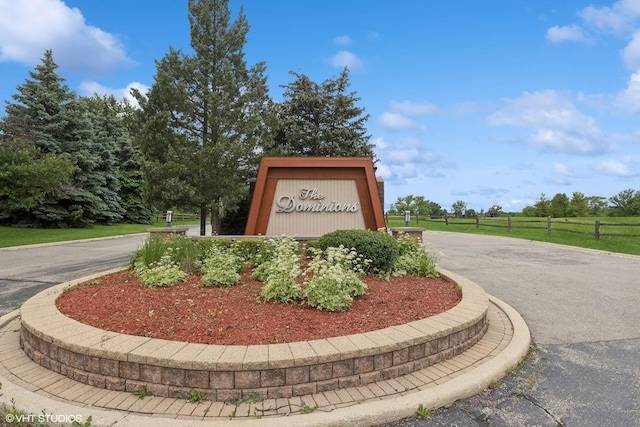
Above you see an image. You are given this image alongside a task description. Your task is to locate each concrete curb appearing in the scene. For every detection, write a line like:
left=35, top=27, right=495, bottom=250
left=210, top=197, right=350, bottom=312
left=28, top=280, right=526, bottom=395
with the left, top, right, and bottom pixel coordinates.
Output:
left=0, top=294, right=530, bottom=427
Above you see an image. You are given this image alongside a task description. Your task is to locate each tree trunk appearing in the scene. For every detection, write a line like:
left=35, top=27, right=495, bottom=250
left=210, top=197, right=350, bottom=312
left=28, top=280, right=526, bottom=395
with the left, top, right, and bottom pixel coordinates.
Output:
left=199, top=202, right=207, bottom=236
left=211, top=206, right=222, bottom=235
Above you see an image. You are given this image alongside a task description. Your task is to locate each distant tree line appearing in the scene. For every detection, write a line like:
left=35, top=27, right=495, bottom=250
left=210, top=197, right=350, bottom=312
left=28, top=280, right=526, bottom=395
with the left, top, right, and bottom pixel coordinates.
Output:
left=0, top=0, right=374, bottom=230
left=389, top=189, right=640, bottom=218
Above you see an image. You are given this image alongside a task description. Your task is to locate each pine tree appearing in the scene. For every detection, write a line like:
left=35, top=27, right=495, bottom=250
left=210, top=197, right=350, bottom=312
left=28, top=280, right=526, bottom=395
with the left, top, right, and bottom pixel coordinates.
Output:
left=268, top=68, right=375, bottom=159
left=0, top=50, right=122, bottom=227
left=134, top=0, right=274, bottom=234
left=80, top=95, right=152, bottom=224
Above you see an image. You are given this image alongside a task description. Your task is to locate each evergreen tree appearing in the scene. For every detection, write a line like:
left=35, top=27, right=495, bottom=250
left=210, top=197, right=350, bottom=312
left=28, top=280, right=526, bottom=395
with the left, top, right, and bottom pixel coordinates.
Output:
left=534, top=193, right=551, bottom=217
left=568, top=192, right=589, bottom=217
left=550, top=193, right=569, bottom=218
left=134, top=0, right=274, bottom=234
left=81, top=95, right=152, bottom=224
left=0, top=50, right=119, bottom=227
left=268, top=69, right=375, bottom=159
left=609, top=188, right=640, bottom=216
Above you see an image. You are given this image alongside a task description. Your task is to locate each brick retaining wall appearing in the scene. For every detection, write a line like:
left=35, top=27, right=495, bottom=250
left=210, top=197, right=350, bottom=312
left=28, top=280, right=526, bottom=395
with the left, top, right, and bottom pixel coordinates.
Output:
left=19, top=269, right=488, bottom=402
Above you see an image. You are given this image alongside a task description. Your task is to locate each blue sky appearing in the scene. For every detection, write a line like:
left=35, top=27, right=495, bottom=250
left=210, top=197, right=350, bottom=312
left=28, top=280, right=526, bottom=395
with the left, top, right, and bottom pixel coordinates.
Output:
left=1, top=0, right=639, bottom=213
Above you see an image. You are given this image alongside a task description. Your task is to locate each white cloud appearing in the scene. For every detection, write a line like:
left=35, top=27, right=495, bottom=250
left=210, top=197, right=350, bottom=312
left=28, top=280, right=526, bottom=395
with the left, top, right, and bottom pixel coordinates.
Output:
left=334, top=35, right=351, bottom=45
left=330, top=50, right=364, bottom=70
left=488, top=90, right=609, bottom=155
left=79, top=80, right=149, bottom=108
left=0, top=0, right=133, bottom=75
left=389, top=100, right=438, bottom=116
left=450, top=101, right=486, bottom=116
left=596, top=157, right=638, bottom=176
left=374, top=136, right=455, bottom=184
left=613, top=70, right=640, bottom=112
left=550, top=162, right=573, bottom=185
left=621, top=30, right=640, bottom=69
left=579, top=0, right=640, bottom=35
left=378, top=112, right=419, bottom=131
left=546, top=25, right=589, bottom=43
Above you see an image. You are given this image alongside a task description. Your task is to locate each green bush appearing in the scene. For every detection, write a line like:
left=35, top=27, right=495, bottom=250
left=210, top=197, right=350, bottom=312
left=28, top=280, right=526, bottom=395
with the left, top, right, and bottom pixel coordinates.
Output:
left=392, top=234, right=439, bottom=278
left=304, top=265, right=364, bottom=311
left=232, top=238, right=265, bottom=262
left=318, top=229, right=399, bottom=275
left=135, top=254, right=187, bottom=288
left=260, top=270, right=302, bottom=304
left=200, top=245, right=243, bottom=287
left=255, top=237, right=302, bottom=303
left=302, top=246, right=367, bottom=311
left=303, top=239, right=321, bottom=258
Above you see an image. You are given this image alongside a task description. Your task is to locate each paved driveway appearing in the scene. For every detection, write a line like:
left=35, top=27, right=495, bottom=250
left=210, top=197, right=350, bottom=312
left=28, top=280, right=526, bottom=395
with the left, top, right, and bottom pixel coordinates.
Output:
left=0, top=234, right=146, bottom=316
left=385, top=231, right=640, bottom=426
left=1, top=231, right=639, bottom=426
left=423, top=231, right=640, bottom=345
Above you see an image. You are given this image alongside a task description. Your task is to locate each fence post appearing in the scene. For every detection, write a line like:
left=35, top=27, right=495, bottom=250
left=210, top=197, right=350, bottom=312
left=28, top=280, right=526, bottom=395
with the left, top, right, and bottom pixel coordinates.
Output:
left=595, top=220, right=600, bottom=240
left=508, top=215, right=512, bottom=233
left=445, top=216, right=449, bottom=226
left=475, top=216, right=480, bottom=229
left=547, top=216, right=552, bottom=236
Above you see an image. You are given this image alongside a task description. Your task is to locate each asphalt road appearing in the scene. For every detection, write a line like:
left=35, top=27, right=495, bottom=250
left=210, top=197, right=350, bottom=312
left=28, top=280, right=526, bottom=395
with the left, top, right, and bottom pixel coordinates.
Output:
left=385, top=231, right=640, bottom=427
left=1, top=230, right=639, bottom=426
left=0, top=234, right=146, bottom=316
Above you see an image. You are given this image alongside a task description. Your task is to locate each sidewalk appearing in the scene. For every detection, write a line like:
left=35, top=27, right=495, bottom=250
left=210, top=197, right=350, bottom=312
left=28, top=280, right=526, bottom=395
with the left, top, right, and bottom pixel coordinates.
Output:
left=0, top=295, right=529, bottom=427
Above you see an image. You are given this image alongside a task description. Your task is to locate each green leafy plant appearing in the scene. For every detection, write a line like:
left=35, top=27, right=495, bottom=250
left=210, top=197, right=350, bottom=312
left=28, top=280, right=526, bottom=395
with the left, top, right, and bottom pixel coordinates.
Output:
left=254, top=237, right=303, bottom=303
left=232, top=238, right=265, bottom=262
left=392, top=234, right=439, bottom=278
left=303, top=246, right=367, bottom=311
left=318, top=229, right=399, bottom=275
left=188, top=388, right=207, bottom=403
left=200, top=245, right=242, bottom=287
left=72, top=415, right=93, bottom=427
left=132, top=385, right=152, bottom=399
left=415, top=403, right=432, bottom=419
left=135, top=253, right=187, bottom=288
left=300, top=403, right=318, bottom=414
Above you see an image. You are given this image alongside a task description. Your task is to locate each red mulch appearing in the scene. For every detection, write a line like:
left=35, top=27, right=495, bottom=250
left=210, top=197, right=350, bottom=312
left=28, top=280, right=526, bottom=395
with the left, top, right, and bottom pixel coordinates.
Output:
left=56, top=268, right=461, bottom=345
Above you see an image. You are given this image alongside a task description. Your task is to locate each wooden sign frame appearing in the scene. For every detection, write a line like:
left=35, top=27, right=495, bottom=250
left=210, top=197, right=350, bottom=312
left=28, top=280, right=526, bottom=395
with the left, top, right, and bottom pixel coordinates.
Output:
left=244, top=157, right=385, bottom=236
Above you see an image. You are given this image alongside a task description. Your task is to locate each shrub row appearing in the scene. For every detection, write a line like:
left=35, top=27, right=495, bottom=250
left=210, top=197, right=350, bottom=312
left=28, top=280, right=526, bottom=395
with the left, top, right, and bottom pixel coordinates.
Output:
left=130, top=230, right=439, bottom=311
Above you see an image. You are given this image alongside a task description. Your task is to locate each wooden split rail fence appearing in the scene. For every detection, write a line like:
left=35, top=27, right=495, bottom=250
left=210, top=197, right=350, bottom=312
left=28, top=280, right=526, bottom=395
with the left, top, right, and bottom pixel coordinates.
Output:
left=385, top=214, right=640, bottom=240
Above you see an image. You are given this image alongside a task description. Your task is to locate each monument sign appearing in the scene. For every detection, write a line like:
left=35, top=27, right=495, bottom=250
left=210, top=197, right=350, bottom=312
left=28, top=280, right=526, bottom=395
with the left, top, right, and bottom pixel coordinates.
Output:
left=245, top=157, right=385, bottom=236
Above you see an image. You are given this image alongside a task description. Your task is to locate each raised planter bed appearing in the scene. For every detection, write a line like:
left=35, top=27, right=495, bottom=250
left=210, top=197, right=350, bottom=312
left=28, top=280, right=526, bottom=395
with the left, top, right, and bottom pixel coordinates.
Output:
left=19, top=269, right=488, bottom=401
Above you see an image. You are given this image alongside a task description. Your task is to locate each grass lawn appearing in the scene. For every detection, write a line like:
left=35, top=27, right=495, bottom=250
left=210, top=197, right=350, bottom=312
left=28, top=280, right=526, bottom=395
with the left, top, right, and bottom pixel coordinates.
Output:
left=0, top=220, right=198, bottom=248
left=2, top=217, right=639, bottom=257
left=386, top=216, right=640, bottom=256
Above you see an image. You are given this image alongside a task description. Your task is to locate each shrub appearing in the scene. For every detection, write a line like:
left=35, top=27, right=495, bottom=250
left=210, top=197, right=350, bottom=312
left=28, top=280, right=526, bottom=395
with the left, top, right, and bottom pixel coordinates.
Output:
left=260, top=270, right=302, bottom=304
left=135, top=253, right=187, bottom=288
left=132, top=235, right=199, bottom=273
left=303, top=246, right=367, bottom=311
left=303, top=239, right=321, bottom=258
left=200, top=245, right=243, bottom=287
left=232, top=238, right=265, bottom=263
left=393, top=234, right=439, bottom=278
left=318, top=229, right=399, bottom=275
left=256, top=237, right=302, bottom=303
